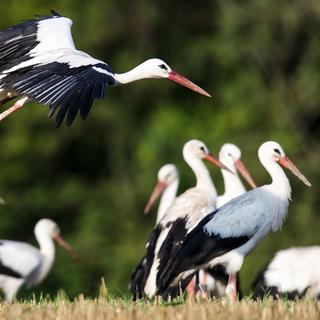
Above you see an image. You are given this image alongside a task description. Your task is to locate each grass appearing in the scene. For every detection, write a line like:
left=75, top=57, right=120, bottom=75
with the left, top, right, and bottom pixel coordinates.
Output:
left=0, top=294, right=320, bottom=320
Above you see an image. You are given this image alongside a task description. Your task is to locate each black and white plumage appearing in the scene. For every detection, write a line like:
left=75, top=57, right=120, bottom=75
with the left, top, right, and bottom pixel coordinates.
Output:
left=142, top=139, right=231, bottom=298
left=0, top=219, right=75, bottom=302
left=193, top=143, right=256, bottom=298
left=0, top=11, right=210, bottom=127
left=252, top=246, right=320, bottom=299
left=129, top=164, right=179, bottom=300
left=156, top=141, right=311, bottom=301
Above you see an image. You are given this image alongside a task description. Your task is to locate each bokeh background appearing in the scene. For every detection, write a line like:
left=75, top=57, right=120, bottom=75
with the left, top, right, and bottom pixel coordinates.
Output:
left=0, top=0, right=319, bottom=299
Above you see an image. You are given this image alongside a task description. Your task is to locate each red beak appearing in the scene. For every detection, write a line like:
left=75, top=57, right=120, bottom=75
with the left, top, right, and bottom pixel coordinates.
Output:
left=144, top=181, right=168, bottom=214
left=53, top=234, right=78, bottom=259
left=204, top=153, right=233, bottom=174
left=168, top=71, right=211, bottom=97
left=278, top=156, right=311, bottom=187
left=234, top=159, right=257, bottom=189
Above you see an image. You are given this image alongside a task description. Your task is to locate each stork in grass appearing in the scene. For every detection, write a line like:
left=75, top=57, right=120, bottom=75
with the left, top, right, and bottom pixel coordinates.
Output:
left=252, top=246, right=320, bottom=299
left=156, top=141, right=311, bottom=301
left=0, top=11, right=210, bottom=127
left=0, top=219, right=76, bottom=302
left=188, top=143, right=256, bottom=298
left=142, top=139, right=233, bottom=298
left=129, top=164, right=179, bottom=299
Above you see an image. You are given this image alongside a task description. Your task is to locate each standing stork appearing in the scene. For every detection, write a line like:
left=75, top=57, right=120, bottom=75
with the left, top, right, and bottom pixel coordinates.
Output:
left=190, top=143, right=256, bottom=298
left=143, top=139, right=232, bottom=298
left=0, top=11, right=210, bottom=127
left=157, top=141, right=311, bottom=301
left=0, top=219, right=76, bottom=302
left=129, top=164, right=179, bottom=299
left=252, top=246, right=320, bottom=299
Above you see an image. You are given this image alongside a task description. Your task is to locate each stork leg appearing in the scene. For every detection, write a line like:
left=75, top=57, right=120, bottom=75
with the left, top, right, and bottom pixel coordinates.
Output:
left=199, top=270, right=209, bottom=299
left=0, top=96, right=28, bottom=121
left=186, top=275, right=196, bottom=297
left=225, top=273, right=237, bottom=302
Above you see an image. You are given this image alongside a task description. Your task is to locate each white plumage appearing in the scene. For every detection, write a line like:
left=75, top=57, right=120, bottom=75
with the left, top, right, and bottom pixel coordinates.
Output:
left=157, top=141, right=311, bottom=301
left=129, top=164, right=179, bottom=299
left=144, top=164, right=180, bottom=224
left=0, top=11, right=210, bottom=126
left=143, top=139, right=230, bottom=298
left=196, top=143, right=256, bottom=297
left=253, top=246, right=320, bottom=298
left=0, top=219, right=74, bottom=302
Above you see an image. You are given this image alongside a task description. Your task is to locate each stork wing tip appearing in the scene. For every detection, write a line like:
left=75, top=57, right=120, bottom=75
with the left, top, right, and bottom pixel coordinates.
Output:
left=51, top=10, right=62, bottom=17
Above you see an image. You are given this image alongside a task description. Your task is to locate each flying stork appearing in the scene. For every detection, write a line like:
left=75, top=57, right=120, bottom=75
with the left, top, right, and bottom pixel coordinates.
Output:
left=157, top=141, right=311, bottom=301
left=129, top=164, right=179, bottom=299
left=0, top=218, right=76, bottom=302
left=142, top=139, right=232, bottom=298
left=0, top=11, right=210, bottom=127
left=189, top=143, right=256, bottom=298
left=252, top=246, right=320, bottom=299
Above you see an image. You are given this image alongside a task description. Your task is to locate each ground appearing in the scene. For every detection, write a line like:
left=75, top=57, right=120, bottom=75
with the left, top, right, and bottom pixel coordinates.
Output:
left=0, top=295, right=319, bottom=320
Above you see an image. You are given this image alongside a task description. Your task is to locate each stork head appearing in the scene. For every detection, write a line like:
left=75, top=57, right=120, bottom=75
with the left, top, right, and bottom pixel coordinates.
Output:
left=258, top=141, right=311, bottom=187
left=183, top=139, right=232, bottom=173
left=34, top=219, right=77, bottom=258
left=144, top=164, right=179, bottom=214
left=138, top=58, right=211, bottom=97
left=219, top=143, right=256, bottom=188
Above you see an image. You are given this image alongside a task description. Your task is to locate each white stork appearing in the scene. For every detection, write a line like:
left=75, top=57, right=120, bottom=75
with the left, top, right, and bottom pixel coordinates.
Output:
left=252, top=246, right=320, bottom=299
left=157, top=141, right=311, bottom=301
left=189, top=143, right=256, bottom=297
left=144, top=164, right=180, bottom=224
left=129, top=163, right=179, bottom=299
left=0, top=11, right=210, bottom=127
left=0, top=218, right=75, bottom=302
left=143, top=139, right=232, bottom=298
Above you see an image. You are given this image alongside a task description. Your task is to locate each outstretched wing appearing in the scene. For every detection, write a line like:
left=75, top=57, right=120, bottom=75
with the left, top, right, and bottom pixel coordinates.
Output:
left=0, top=12, right=115, bottom=126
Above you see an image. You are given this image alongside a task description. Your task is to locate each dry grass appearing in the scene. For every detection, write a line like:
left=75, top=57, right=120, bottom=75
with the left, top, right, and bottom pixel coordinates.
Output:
left=0, top=295, right=319, bottom=320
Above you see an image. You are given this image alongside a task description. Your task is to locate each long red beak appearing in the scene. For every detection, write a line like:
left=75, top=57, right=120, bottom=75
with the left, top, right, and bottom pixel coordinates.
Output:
left=144, top=181, right=168, bottom=214
left=168, top=71, right=211, bottom=97
left=204, top=153, right=233, bottom=174
left=53, top=234, right=78, bottom=259
left=234, top=159, right=257, bottom=189
left=278, top=156, right=311, bottom=187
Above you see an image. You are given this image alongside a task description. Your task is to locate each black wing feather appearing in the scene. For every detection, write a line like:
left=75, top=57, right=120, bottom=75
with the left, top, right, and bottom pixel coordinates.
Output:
left=157, top=211, right=250, bottom=293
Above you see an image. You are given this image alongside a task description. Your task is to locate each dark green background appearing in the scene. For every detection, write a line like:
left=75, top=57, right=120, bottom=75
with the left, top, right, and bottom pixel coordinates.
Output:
left=0, top=0, right=319, bottom=299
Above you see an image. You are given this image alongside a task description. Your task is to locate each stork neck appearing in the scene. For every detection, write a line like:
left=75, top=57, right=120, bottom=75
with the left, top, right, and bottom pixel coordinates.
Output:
left=221, top=164, right=246, bottom=197
left=187, top=156, right=217, bottom=199
left=157, top=179, right=179, bottom=223
left=36, top=235, right=55, bottom=283
left=114, top=64, right=151, bottom=85
left=261, top=158, right=291, bottom=198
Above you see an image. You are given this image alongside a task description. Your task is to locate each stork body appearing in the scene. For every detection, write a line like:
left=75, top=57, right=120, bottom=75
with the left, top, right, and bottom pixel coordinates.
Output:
left=157, top=141, right=311, bottom=301
left=252, top=246, right=320, bottom=299
left=194, top=143, right=256, bottom=297
left=0, top=219, right=74, bottom=302
left=129, top=164, right=179, bottom=299
left=0, top=12, right=210, bottom=126
left=143, top=139, right=231, bottom=298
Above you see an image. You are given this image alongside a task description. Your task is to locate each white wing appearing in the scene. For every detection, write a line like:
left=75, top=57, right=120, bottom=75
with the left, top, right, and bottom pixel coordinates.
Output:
left=0, top=13, right=115, bottom=126
left=0, top=240, right=42, bottom=279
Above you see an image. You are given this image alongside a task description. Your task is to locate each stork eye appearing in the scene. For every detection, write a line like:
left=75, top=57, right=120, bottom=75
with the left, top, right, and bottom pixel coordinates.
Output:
left=273, top=148, right=281, bottom=155
left=159, top=64, right=168, bottom=70
left=200, top=146, right=205, bottom=152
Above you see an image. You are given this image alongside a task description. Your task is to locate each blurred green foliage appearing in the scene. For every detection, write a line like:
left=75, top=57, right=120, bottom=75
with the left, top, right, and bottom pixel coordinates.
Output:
left=0, top=0, right=319, bottom=298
